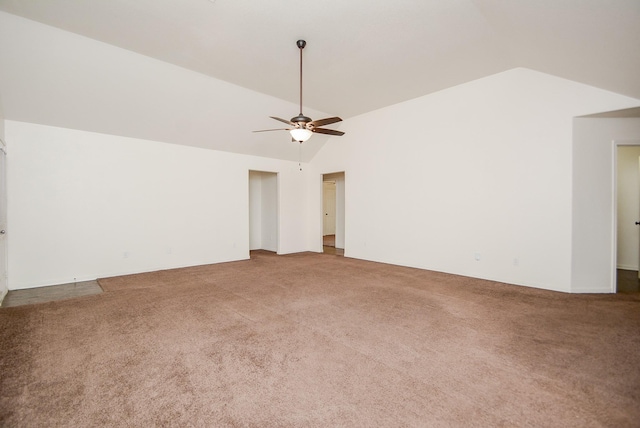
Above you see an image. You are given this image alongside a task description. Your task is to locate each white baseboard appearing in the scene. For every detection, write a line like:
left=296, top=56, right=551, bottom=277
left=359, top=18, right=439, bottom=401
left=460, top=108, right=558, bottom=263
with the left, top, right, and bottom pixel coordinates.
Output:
left=571, top=287, right=613, bottom=294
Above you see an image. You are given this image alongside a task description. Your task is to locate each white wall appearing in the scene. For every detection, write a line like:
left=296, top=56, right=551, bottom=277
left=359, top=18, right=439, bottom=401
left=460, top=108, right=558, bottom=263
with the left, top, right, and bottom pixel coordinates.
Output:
left=572, top=118, right=640, bottom=292
left=7, top=121, right=308, bottom=289
left=309, top=68, right=640, bottom=292
left=0, top=101, right=4, bottom=138
left=6, top=69, right=640, bottom=293
left=616, top=146, right=640, bottom=270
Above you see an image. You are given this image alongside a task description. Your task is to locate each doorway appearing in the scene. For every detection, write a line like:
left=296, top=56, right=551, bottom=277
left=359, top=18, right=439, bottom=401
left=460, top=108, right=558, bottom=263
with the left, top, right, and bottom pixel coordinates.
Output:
left=0, top=143, right=6, bottom=301
left=322, top=172, right=345, bottom=256
left=249, top=171, right=278, bottom=253
left=615, top=144, right=640, bottom=293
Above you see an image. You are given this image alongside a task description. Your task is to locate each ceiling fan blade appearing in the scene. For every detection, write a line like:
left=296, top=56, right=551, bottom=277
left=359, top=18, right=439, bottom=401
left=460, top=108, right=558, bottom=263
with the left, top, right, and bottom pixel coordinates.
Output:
left=270, top=116, right=295, bottom=126
left=252, top=128, right=290, bottom=133
left=309, top=116, right=342, bottom=127
left=312, top=128, right=345, bottom=136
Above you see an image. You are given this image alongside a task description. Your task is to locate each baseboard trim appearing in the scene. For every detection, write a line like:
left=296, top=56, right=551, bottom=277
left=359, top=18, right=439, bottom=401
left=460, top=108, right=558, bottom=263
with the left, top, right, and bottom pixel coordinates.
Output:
left=617, top=264, right=638, bottom=271
left=571, top=287, right=613, bottom=294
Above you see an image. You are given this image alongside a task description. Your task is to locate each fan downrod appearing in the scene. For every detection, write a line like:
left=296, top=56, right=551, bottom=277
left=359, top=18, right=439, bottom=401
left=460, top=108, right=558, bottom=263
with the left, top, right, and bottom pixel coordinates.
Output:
left=296, top=40, right=306, bottom=49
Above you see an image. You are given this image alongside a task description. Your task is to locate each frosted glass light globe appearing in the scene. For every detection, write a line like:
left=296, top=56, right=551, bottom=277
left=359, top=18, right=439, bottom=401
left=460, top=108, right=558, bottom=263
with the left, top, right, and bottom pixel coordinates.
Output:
left=290, top=128, right=312, bottom=142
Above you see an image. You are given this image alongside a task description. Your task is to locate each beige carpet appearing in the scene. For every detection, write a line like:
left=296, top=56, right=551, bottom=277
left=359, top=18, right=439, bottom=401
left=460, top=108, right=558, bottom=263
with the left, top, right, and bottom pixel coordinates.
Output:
left=1, top=251, right=639, bottom=426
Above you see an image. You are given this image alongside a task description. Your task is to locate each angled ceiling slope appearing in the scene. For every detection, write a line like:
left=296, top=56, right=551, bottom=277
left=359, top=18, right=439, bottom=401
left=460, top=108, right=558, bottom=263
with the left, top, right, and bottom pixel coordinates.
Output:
left=0, top=0, right=639, bottom=160
left=1, top=0, right=638, bottom=115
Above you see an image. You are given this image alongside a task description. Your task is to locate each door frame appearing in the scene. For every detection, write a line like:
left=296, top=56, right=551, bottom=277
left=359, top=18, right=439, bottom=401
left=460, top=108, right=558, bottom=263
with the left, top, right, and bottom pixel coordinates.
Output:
left=611, top=139, right=640, bottom=292
left=0, top=140, right=6, bottom=302
left=248, top=170, right=279, bottom=254
left=321, top=171, right=345, bottom=252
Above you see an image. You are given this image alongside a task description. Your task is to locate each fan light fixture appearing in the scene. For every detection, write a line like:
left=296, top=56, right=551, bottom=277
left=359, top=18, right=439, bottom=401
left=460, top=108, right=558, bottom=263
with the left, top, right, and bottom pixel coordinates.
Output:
left=290, top=128, right=312, bottom=142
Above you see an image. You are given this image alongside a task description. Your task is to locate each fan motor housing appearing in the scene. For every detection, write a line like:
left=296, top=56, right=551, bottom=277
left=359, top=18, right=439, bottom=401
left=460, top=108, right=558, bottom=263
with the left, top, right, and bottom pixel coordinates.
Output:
left=291, top=114, right=312, bottom=125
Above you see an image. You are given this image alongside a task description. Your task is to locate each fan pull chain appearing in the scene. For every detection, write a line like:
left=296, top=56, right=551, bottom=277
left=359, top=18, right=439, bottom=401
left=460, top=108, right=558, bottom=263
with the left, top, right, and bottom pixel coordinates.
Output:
left=299, top=142, right=303, bottom=171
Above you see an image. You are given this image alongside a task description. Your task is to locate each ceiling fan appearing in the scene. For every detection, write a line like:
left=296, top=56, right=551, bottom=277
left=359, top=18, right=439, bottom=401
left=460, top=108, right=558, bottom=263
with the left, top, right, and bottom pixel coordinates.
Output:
left=253, top=40, right=344, bottom=143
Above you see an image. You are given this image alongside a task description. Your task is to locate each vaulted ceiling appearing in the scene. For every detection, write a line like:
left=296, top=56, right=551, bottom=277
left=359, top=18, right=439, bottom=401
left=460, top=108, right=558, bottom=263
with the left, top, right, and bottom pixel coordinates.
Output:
left=0, top=0, right=639, bottom=160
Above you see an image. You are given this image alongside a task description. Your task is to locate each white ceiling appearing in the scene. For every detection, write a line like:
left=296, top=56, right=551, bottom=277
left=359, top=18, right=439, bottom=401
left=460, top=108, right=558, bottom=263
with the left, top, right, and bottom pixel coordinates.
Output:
left=0, top=0, right=639, bottom=160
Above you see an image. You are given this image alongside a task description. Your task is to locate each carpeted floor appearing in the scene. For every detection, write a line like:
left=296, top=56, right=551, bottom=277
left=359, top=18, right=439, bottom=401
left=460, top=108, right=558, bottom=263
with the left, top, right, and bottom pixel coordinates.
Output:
left=1, top=251, right=639, bottom=426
